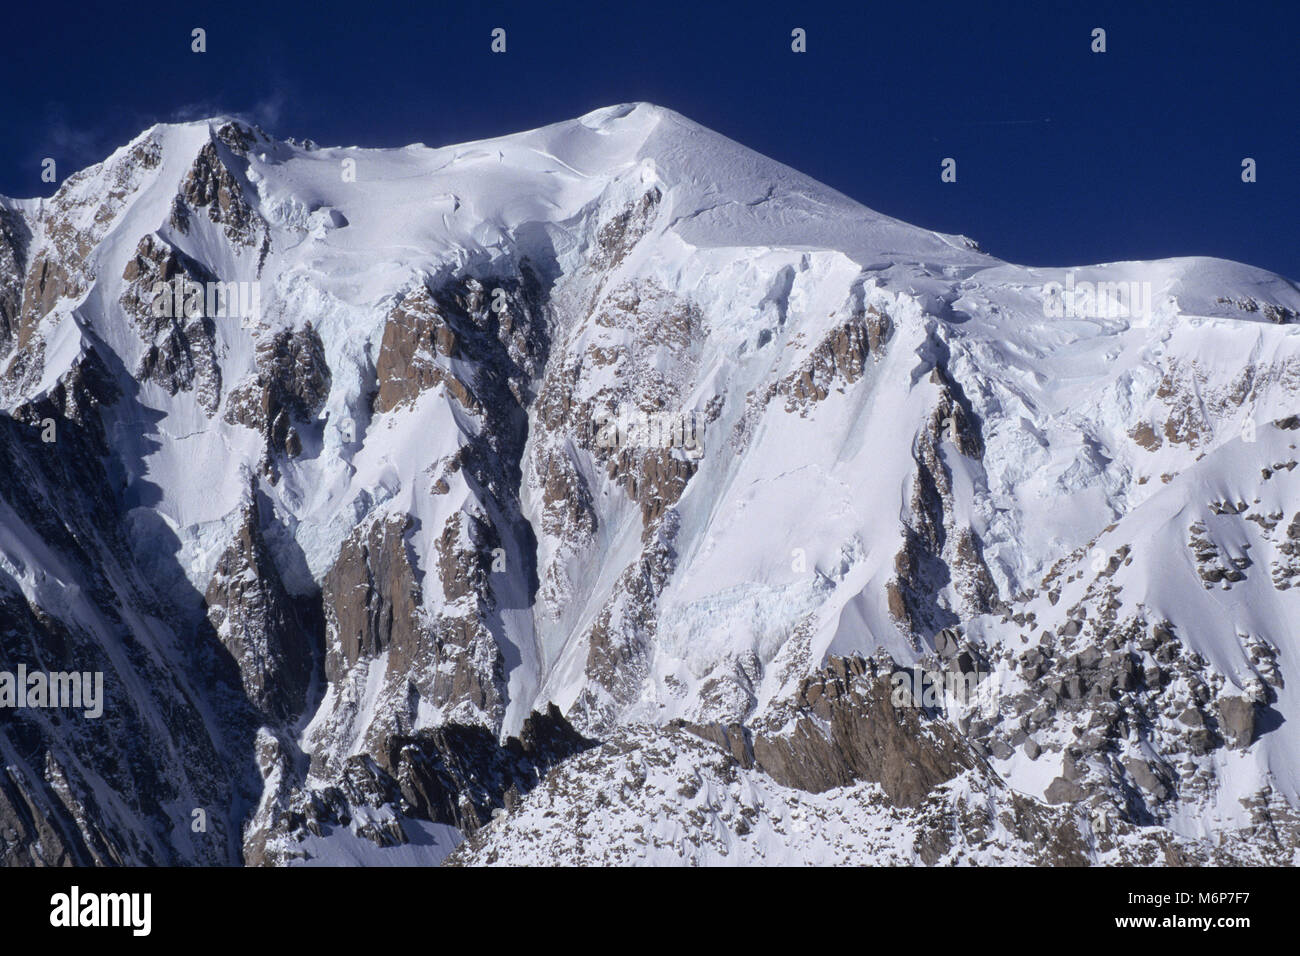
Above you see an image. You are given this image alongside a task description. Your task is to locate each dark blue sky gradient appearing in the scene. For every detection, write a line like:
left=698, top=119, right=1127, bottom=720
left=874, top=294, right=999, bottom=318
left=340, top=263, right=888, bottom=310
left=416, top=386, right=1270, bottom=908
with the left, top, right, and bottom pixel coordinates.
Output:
left=3, top=0, right=1296, bottom=277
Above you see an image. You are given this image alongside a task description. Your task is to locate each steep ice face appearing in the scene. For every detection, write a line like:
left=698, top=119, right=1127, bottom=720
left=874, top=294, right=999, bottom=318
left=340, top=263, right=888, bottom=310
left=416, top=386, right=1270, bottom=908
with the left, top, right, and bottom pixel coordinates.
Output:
left=1, top=104, right=1298, bottom=865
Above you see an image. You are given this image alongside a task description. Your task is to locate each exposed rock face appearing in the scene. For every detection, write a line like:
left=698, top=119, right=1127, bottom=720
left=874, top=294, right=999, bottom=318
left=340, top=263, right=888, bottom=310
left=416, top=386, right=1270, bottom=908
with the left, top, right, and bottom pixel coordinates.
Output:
left=782, top=305, right=892, bottom=411
left=428, top=512, right=510, bottom=718
left=255, top=705, right=592, bottom=864
left=379, top=704, right=594, bottom=831
left=319, top=509, right=502, bottom=731
left=0, top=206, right=31, bottom=359
left=323, top=514, right=425, bottom=682
left=1217, top=696, right=1257, bottom=749
left=573, top=538, right=676, bottom=731
left=1044, top=776, right=1087, bottom=804
left=605, top=447, right=697, bottom=527
left=225, top=323, right=331, bottom=466
left=171, top=129, right=269, bottom=261
left=886, top=349, right=996, bottom=639
left=589, top=187, right=661, bottom=273
left=684, top=655, right=980, bottom=807
left=313, top=509, right=507, bottom=769
left=1216, top=295, right=1299, bottom=325
left=753, top=662, right=977, bottom=805
left=119, top=233, right=223, bottom=413
left=374, top=286, right=468, bottom=414
left=205, top=485, right=321, bottom=723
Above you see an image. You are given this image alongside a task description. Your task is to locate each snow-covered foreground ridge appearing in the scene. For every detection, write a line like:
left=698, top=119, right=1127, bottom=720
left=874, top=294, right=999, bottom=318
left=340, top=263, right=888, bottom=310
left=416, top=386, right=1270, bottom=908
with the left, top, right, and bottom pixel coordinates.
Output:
left=0, top=102, right=1298, bottom=865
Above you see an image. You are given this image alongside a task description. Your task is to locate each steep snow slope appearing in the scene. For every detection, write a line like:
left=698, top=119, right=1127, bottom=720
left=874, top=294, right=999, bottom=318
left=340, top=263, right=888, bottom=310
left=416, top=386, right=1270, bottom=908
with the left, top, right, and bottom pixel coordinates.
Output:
left=0, top=103, right=1297, bottom=865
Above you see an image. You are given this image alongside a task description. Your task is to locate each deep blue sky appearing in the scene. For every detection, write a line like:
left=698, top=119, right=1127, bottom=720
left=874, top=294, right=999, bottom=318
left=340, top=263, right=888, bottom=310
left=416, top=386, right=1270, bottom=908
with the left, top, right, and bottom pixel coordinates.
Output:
left=3, top=0, right=1296, bottom=277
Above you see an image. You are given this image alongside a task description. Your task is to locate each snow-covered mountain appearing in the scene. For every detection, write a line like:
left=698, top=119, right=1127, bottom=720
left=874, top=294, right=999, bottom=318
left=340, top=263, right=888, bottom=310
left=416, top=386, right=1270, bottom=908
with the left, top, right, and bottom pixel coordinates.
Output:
left=1, top=102, right=1298, bottom=865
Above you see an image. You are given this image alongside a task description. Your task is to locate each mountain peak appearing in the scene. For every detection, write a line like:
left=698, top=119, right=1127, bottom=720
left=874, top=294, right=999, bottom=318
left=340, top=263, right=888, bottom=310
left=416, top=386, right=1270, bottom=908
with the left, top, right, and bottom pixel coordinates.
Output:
left=1, top=105, right=1298, bottom=867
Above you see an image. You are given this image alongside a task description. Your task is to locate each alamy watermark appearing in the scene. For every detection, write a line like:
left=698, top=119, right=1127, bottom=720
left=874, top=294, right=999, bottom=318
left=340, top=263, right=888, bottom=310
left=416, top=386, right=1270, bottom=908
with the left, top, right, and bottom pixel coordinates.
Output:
left=891, top=665, right=1001, bottom=718
left=50, top=886, right=150, bottom=936
left=148, top=276, right=262, bottom=326
left=593, top=405, right=703, bottom=457
left=0, top=665, right=103, bottom=718
left=1041, top=271, right=1152, bottom=321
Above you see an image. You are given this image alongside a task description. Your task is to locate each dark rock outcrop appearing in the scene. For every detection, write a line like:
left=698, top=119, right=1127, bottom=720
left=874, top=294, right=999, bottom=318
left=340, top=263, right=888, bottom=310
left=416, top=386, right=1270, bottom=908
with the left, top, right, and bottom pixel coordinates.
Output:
left=682, top=655, right=983, bottom=808
left=225, top=323, right=331, bottom=467
left=205, top=484, right=321, bottom=723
